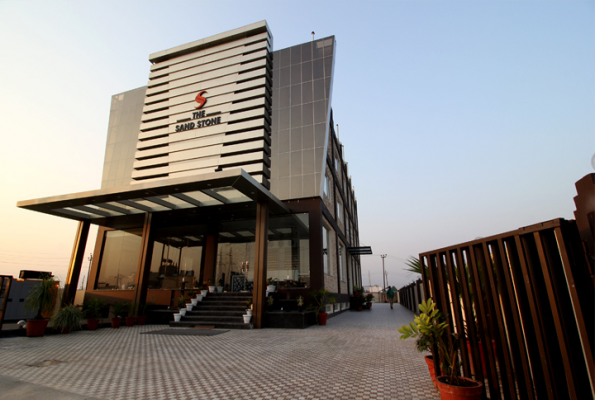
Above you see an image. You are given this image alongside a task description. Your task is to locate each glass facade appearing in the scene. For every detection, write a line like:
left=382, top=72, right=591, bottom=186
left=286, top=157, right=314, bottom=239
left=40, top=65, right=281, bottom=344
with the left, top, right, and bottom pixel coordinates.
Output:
left=96, top=229, right=142, bottom=289
left=270, top=37, right=335, bottom=201
left=148, top=240, right=203, bottom=290
left=214, top=213, right=311, bottom=291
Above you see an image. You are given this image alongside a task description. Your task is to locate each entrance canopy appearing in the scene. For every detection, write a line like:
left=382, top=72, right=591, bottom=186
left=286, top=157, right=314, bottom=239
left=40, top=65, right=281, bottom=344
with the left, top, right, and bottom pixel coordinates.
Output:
left=17, top=169, right=289, bottom=228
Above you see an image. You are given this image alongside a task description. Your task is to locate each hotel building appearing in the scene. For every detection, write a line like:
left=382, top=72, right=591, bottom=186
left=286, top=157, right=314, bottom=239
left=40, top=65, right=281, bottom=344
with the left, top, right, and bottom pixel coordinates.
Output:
left=17, top=21, right=370, bottom=328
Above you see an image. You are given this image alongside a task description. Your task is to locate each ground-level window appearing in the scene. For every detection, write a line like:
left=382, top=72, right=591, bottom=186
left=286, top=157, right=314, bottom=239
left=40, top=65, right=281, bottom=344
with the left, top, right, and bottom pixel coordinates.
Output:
left=339, top=242, right=346, bottom=282
left=267, top=214, right=310, bottom=288
left=148, top=239, right=203, bottom=290
left=323, top=223, right=333, bottom=276
left=215, top=213, right=311, bottom=291
left=96, top=229, right=142, bottom=290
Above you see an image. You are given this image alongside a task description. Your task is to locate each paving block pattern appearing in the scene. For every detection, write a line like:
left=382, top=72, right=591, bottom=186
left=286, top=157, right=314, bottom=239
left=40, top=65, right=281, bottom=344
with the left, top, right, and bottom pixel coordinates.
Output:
left=0, top=303, right=440, bottom=400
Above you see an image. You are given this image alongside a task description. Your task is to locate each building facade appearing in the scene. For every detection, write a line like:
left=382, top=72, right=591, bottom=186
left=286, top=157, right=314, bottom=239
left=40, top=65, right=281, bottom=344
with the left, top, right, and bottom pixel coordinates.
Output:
left=17, top=21, right=369, bottom=327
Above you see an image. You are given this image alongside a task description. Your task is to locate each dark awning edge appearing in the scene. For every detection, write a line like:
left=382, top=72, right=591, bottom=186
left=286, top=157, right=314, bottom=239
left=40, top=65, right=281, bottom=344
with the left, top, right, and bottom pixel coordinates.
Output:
left=347, top=246, right=373, bottom=255
left=17, top=168, right=289, bottom=225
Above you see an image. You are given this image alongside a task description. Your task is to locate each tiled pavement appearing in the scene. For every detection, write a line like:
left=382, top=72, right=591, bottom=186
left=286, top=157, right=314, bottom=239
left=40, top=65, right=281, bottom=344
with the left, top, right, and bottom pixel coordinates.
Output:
left=0, top=303, right=440, bottom=400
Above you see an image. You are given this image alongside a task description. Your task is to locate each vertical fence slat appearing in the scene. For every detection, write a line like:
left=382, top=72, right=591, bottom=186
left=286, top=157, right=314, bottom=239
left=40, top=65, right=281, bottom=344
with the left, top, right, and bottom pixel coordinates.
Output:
left=455, top=248, right=483, bottom=382
left=534, top=230, right=579, bottom=398
left=497, top=237, right=535, bottom=400
left=445, top=250, right=471, bottom=377
left=516, top=233, right=557, bottom=400
left=483, top=241, right=517, bottom=400
left=555, top=224, right=595, bottom=396
left=471, top=244, right=500, bottom=400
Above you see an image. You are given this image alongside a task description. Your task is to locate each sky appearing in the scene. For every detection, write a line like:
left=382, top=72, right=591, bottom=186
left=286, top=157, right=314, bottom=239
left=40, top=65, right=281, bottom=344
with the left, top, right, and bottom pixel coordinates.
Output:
left=0, top=0, right=593, bottom=290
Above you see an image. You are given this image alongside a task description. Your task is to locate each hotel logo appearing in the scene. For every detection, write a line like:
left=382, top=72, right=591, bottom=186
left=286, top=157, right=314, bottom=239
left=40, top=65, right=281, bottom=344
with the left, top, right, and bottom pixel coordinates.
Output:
left=195, top=90, right=207, bottom=109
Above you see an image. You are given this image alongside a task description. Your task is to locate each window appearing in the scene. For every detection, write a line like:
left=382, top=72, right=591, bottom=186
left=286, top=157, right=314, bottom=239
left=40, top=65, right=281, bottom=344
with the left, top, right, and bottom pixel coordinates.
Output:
left=96, top=229, right=142, bottom=290
left=322, top=223, right=333, bottom=276
left=336, top=200, right=342, bottom=223
left=323, top=170, right=332, bottom=199
left=339, top=243, right=346, bottom=282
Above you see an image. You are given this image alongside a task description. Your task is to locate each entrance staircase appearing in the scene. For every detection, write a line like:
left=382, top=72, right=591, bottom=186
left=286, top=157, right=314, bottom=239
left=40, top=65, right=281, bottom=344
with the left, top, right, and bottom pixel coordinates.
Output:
left=169, top=292, right=253, bottom=329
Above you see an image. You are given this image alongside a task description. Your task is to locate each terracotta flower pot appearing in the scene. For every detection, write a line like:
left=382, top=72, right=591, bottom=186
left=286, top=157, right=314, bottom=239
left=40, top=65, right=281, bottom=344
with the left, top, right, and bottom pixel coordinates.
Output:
left=111, top=317, right=122, bottom=328
left=436, top=376, right=483, bottom=400
left=137, top=315, right=147, bottom=326
left=87, top=319, right=100, bottom=331
left=318, top=312, right=328, bottom=325
left=26, top=319, right=49, bottom=337
left=125, top=316, right=136, bottom=327
left=425, top=355, right=438, bottom=387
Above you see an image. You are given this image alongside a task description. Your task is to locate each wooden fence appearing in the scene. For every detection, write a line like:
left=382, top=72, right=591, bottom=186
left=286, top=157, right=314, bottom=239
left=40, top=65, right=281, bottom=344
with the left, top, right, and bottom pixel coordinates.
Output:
left=420, top=218, right=593, bottom=400
left=398, top=278, right=423, bottom=314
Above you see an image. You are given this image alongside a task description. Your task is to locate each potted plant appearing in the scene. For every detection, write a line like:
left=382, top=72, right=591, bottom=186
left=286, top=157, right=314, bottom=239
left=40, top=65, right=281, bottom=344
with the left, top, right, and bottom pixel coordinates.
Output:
left=266, top=277, right=277, bottom=292
left=217, top=278, right=224, bottom=293
left=24, top=274, right=58, bottom=337
left=297, top=295, right=304, bottom=312
left=365, top=293, right=374, bottom=309
left=125, top=302, right=136, bottom=326
left=83, top=297, right=104, bottom=331
left=308, top=289, right=336, bottom=325
left=398, top=299, right=484, bottom=399
left=207, top=280, right=215, bottom=293
left=52, top=303, right=83, bottom=333
left=200, top=285, right=208, bottom=297
left=138, top=302, right=149, bottom=326
left=353, top=285, right=362, bottom=297
left=111, top=302, right=127, bottom=328
left=353, top=293, right=365, bottom=311
left=178, top=295, right=187, bottom=316
left=246, top=299, right=253, bottom=316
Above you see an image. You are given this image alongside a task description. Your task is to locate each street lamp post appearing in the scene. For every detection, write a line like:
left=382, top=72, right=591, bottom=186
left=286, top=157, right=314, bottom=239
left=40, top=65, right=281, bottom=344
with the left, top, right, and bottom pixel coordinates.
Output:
left=381, top=254, right=387, bottom=302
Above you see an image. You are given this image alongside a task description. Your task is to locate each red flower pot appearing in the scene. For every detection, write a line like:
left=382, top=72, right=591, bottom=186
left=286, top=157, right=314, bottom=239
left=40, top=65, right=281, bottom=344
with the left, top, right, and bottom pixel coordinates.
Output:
left=125, top=316, right=136, bottom=327
left=61, top=327, right=71, bottom=334
left=137, top=315, right=147, bottom=326
left=318, top=312, right=328, bottom=325
left=87, top=319, right=100, bottom=331
left=111, top=317, right=122, bottom=328
left=425, top=355, right=437, bottom=387
left=26, top=319, right=49, bottom=337
left=357, top=306, right=362, bottom=311
left=366, top=302, right=372, bottom=309
left=436, top=376, right=483, bottom=400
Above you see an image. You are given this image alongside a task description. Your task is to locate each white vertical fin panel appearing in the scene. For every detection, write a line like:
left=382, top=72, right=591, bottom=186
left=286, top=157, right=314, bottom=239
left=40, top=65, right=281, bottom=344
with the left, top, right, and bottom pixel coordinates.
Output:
left=133, top=22, right=272, bottom=189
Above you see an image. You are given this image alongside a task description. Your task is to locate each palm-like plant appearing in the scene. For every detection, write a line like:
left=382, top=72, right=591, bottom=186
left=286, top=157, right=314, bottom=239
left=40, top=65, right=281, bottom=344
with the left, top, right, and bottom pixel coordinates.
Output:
left=404, top=256, right=425, bottom=276
left=398, top=298, right=465, bottom=385
left=52, top=304, right=83, bottom=332
left=24, top=274, right=58, bottom=320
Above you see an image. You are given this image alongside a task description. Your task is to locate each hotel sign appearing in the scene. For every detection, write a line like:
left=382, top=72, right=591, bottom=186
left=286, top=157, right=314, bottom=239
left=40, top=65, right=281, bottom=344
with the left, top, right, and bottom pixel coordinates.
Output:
left=175, top=91, right=222, bottom=132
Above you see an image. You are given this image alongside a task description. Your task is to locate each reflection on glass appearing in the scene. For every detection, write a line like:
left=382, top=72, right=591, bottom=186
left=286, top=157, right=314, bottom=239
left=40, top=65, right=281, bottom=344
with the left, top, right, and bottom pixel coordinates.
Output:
left=213, top=214, right=311, bottom=291
left=148, top=240, right=203, bottom=290
left=96, top=229, right=142, bottom=290
left=323, top=224, right=330, bottom=275
left=268, top=214, right=310, bottom=288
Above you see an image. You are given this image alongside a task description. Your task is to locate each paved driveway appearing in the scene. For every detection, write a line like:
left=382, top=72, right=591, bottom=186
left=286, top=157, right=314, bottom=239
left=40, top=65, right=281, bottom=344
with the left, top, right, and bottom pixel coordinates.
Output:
left=0, top=303, right=439, bottom=400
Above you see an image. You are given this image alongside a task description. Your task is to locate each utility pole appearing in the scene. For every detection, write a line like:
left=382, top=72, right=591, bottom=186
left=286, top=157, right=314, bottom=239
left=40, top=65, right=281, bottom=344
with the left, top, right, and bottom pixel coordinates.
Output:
left=381, top=254, right=387, bottom=303
left=86, top=253, right=93, bottom=290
